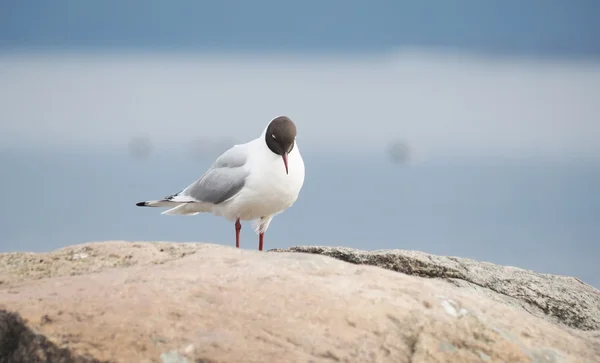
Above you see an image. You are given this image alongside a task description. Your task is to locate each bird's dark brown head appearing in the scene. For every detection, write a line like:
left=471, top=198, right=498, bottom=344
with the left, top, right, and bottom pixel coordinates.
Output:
left=265, top=116, right=297, bottom=174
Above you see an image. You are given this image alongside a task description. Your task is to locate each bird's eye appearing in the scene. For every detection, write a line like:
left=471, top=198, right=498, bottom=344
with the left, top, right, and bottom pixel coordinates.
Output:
left=272, top=134, right=276, bottom=139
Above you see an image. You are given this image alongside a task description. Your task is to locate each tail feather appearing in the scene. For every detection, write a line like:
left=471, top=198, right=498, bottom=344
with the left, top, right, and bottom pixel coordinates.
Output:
left=161, top=203, right=201, bottom=216
left=136, top=194, right=209, bottom=216
left=136, top=200, right=183, bottom=208
left=136, top=193, right=198, bottom=208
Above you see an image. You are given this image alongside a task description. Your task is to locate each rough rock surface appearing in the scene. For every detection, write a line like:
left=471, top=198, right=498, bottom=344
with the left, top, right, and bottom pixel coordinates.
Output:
left=0, top=241, right=598, bottom=363
left=271, top=246, right=600, bottom=332
left=0, top=310, right=108, bottom=363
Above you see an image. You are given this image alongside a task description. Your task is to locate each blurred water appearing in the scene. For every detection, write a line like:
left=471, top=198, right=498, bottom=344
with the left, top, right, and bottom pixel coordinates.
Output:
left=1, top=149, right=598, bottom=288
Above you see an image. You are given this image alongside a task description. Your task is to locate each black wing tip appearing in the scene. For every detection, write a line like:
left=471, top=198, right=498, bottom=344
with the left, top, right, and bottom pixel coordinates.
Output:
left=136, top=201, right=148, bottom=207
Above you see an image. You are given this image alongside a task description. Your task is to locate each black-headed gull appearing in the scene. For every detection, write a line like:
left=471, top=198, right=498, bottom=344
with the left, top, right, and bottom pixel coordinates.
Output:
left=136, top=116, right=305, bottom=251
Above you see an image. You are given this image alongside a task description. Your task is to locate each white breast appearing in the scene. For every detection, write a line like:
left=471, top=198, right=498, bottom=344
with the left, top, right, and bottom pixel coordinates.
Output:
left=214, top=140, right=305, bottom=222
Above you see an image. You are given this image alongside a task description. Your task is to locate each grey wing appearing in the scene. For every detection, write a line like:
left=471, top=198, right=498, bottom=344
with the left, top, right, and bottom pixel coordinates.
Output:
left=179, top=145, right=250, bottom=205
left=209, top=144, right=248, bottom=169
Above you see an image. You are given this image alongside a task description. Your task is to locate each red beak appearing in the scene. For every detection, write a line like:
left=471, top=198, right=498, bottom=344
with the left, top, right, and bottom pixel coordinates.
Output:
left=282, top=153, right=289, bottom=174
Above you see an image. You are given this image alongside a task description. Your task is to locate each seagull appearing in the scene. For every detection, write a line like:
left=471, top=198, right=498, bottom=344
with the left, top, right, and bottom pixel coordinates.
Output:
left=136, top=116, right=305, bottom=251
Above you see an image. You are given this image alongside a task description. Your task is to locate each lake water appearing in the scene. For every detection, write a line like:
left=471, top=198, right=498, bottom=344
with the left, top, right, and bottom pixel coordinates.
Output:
left=1, top=149, right=598, bottom=288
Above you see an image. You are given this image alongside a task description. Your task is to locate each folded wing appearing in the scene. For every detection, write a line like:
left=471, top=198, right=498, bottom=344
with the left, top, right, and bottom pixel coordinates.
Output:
left=136, top=144, right=250, bottom=208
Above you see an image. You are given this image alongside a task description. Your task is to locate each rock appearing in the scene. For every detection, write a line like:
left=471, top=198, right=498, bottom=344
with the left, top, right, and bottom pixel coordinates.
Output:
left=0, top=241, right=598, bottom=363
left=270, top=246, right=600, bottom=332
left=0, top=309, right=108, bottom=363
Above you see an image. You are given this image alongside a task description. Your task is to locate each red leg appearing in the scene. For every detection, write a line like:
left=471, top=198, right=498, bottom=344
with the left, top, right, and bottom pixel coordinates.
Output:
left=235, top=218, right=241, bottom=248
left=258, top=232, right=264, bottom=251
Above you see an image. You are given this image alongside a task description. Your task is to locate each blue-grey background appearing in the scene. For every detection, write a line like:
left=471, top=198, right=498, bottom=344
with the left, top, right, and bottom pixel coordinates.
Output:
left=1, top=1, right=599, bottom=287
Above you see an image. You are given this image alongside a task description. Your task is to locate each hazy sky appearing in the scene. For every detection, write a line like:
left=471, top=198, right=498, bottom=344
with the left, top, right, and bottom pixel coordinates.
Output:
left=2, top=0, right=599, bottom=164
left=1, top=51, right=599, bottom=163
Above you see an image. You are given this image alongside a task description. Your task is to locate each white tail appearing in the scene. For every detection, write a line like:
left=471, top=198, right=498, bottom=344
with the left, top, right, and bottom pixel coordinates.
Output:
left=161, top=204, right=201, bottom=216
left=136, top=200, right=180, bottom=208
